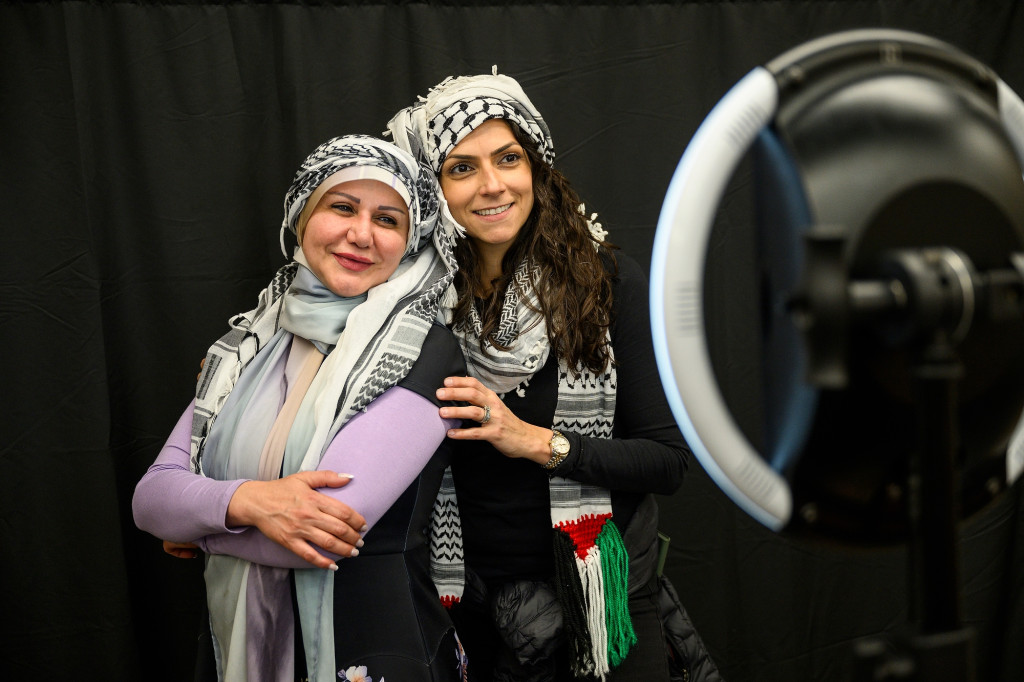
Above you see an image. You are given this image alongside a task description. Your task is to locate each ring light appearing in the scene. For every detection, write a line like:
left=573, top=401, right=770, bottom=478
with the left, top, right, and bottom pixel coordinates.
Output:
left=650, top=68, right=788, bottom=529
left=651, top=29, right=1024, bottom=536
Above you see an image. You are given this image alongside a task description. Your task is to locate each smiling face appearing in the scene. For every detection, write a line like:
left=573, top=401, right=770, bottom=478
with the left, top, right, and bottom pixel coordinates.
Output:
left=299, top=179, right=410, bottom=297
left=439, top=119, right=535, bottom=261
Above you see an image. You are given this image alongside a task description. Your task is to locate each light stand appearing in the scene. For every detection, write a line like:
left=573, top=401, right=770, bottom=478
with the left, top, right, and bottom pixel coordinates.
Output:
left=792, top=246, right=1024, bottom=679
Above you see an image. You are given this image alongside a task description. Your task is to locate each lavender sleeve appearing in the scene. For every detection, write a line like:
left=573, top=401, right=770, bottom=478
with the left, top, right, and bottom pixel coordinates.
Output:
left=198, top=385, right=456, bottom=568
left=132, top=399, right=248, bottom=543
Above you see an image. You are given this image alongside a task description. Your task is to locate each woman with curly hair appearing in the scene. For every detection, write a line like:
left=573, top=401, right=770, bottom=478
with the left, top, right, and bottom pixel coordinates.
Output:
left=389, top=72, right=717, bottom=681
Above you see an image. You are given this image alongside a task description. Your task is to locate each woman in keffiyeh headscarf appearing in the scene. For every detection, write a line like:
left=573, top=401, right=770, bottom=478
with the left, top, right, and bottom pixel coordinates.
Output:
left=133, top=135, right=468, bottom=682
left=388, top=71, right=720, bottom=682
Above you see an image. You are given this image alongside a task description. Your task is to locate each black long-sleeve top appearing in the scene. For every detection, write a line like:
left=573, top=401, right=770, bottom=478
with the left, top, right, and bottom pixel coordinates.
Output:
left=451, top=250, right=691, bottom=585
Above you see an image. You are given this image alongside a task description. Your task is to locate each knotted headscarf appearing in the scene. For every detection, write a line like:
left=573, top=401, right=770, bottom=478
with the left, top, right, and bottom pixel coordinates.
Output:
left=191, top=135, right=460, bottom=682
left=388, top=72, right=633, bottom=679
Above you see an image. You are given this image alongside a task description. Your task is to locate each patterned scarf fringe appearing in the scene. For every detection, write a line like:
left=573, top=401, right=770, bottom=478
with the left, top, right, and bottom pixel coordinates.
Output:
left=431, top=467, right=464, bottom=609
left=553, top=517, right=635, bottom=679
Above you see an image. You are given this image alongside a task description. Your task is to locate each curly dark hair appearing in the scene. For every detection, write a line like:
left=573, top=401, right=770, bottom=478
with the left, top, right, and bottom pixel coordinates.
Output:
left=448, top=122, right=618, bottom=376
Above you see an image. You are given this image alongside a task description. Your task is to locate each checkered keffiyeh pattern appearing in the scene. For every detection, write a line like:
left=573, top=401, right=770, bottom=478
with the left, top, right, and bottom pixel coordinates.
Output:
left=386, top=68, right=555, bottom=173
left=428, top=96, right=555, bottom=170
left=279, top=134, right=441, bottom=258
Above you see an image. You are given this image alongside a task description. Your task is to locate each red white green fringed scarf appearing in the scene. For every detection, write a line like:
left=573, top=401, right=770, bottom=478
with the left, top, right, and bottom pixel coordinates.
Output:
left=429, top=258, right=635, bottom=678
left=547, top=355, right=637, bottom=679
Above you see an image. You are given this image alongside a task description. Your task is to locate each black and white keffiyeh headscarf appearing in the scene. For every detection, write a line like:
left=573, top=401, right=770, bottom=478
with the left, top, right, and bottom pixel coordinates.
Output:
left=387, top=66, right=555, bottom=174
left=279, top=134, right=443, bottom=259
left=190, top=135, right=460, bottom=682
left=389, top=71, right=634, bottom=679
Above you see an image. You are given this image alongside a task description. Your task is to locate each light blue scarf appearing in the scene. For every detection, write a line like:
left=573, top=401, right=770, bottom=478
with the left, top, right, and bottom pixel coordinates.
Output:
left=201, top=263, right=365, bottom=483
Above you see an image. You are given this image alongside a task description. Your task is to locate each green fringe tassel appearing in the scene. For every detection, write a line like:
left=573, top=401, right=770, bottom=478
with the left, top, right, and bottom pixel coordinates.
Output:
left=597, top=521, right=637, bottom=667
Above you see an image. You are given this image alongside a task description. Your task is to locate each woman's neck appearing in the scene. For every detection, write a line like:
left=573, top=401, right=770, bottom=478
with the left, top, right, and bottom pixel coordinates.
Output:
left=475, top=244, right=508, bottom=297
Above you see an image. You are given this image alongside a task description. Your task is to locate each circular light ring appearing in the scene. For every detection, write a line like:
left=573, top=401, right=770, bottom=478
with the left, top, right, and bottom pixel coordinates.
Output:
left=651, top=66, right=790, bottom=530
left=999, top=79, right=1024, bottom=181
left=652, top=59, right=1024, bottom=530
left=998, top=78, right=1024, bottom=486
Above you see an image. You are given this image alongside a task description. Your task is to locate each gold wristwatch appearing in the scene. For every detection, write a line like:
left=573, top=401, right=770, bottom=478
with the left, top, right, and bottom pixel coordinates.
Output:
left=543, top=430, right=571, bottom=470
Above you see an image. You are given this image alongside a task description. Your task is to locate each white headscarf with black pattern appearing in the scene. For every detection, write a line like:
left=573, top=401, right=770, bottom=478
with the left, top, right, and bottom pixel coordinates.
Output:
left=387, top=66, right=555, bottom=175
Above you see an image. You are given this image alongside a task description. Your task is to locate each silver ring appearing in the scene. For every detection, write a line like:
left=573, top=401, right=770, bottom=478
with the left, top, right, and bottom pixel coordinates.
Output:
left=480, top=404, right=491, bottom=424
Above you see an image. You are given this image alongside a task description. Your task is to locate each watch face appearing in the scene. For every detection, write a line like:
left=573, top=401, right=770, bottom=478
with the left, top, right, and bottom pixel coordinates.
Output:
left=552, top=433, right=570, bottom=455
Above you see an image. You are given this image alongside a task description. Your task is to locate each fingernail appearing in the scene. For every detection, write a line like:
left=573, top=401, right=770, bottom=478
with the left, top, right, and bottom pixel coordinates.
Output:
left=436, top=389, right=445, bottom=399
left=356, top=538, right=364, bottom=548
left=337, top=472, right=354, bottom=479
left=349, top=547, right=360, bottom=557
left=360, top=524, right=369, bottom=533
left=328, top=563, right=339, bottom=572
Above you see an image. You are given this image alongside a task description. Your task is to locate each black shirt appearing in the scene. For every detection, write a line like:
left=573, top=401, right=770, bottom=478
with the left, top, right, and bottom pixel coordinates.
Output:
left=450, top=251, right=691, bottom=585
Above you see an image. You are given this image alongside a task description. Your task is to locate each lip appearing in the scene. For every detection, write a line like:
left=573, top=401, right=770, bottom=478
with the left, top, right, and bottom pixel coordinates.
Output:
left=473, top=203, right=513, bottom=218
left=333, top=252, right=373, bottom=272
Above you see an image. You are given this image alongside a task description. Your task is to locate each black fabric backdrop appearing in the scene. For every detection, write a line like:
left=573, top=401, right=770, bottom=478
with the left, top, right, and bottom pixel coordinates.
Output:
left=2, top=1, right=1023, bottom=680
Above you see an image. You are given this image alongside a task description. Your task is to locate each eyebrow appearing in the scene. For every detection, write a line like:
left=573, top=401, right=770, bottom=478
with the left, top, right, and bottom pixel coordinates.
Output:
left=326, top=190, right=407, bottom=215
left=327, top=190, right=360, bottom=203
left=446, top=141, right=519, bottom=162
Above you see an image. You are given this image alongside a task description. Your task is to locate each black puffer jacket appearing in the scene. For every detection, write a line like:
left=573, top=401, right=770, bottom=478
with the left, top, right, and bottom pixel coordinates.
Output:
left=477, top=494, right=724, bottom=682
left=480, top=571, right=724, bottom=682
left=658, top=574, right=724, bottom=682
left=490, top=579, right=564, bottom=682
